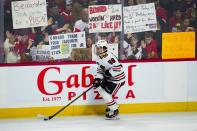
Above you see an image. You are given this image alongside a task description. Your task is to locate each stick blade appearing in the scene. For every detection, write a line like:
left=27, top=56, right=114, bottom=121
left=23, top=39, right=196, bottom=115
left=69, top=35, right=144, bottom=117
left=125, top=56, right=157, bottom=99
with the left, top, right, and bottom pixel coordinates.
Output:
left=37, top=114, right=49, bottom=121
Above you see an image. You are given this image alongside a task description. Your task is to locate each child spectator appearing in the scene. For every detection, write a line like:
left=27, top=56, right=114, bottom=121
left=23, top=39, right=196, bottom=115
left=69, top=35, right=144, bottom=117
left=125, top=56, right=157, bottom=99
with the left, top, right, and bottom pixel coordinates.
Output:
left=169, top=8, right=183, bottom=32
left=182, top=16, right=195, bottom=32
left=125, top=34, right=144, bottom=60
left=86, top=34, right=95, bottom=48
left=142, top=32, right=158, bottom=59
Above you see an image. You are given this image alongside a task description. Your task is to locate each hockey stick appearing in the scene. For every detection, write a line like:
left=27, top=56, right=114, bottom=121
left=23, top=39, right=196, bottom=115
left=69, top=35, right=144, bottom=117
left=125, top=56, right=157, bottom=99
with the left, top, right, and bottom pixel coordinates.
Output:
left=38, top=85, right=94, bottom=121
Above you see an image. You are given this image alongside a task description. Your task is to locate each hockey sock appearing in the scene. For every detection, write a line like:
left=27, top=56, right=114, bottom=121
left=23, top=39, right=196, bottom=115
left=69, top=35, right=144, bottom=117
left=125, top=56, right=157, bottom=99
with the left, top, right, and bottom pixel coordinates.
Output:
left=98, top=87, right=119, bottom=111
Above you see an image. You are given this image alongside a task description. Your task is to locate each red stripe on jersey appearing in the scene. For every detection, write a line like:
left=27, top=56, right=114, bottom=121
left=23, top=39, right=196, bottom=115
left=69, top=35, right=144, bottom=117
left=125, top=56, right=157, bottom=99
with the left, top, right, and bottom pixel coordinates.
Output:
left=106, top=100, right=115, bottom=105
left=112, top=67, right=121, bottom=70
left=113, top=74, right=125, bottom=80
left=112, top=83, right=121, bottom=97
left=112, top=67, right=121, bottom=69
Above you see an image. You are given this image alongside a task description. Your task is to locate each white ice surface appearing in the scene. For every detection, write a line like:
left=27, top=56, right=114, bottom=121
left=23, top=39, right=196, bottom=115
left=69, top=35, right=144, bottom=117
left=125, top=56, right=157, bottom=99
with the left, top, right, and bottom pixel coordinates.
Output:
left=0, top=112, right=197, bottom=131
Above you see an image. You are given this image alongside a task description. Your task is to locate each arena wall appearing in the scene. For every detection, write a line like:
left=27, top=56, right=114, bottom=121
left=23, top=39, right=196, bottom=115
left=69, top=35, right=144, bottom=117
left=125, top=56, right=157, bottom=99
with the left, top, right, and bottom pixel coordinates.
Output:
left=0, top=61, right=197, bottom=118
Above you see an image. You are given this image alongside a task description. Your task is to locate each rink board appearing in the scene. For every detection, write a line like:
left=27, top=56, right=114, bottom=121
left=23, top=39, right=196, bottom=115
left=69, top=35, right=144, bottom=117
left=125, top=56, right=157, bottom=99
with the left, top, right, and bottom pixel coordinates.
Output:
left=0, top=102, right=197, bottom=119
left=0, top=61, right=197, bottom=118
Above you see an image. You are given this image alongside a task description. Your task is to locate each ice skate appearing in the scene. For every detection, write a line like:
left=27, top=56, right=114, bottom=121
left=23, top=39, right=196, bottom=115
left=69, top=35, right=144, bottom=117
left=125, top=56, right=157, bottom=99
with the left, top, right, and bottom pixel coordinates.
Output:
left=105, top=109, right=120, bottom=120
left=105, top=107, right=110, bottom=115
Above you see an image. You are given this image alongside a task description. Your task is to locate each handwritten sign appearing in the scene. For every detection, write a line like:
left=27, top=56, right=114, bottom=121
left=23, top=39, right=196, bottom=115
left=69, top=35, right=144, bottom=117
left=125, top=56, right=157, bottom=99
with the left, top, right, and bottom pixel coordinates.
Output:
left=49, top=32, right=86, bottom=60
left=92, top=44, right=119, bottom=61
left=124, top=3, right=157, bottom=33
left=89, top=5, right=122, bottom=33
left=162, top=32, right=195, bottom=59
left=35, top=45, right=50, bottom=62
left=11, top=0, right=48, bottom=29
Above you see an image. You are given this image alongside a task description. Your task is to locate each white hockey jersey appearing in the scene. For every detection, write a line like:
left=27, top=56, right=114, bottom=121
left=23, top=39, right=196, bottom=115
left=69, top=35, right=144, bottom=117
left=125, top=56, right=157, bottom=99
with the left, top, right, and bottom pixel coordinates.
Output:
left=96, top=52, right=125, bottom=83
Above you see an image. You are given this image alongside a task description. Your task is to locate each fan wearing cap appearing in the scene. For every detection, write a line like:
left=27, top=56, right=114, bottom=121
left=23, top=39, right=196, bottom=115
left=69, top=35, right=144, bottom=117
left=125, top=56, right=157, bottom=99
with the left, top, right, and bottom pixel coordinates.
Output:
left=93, top=40, right=125, bottom=120
left=60, top=0, right=74, bottom=24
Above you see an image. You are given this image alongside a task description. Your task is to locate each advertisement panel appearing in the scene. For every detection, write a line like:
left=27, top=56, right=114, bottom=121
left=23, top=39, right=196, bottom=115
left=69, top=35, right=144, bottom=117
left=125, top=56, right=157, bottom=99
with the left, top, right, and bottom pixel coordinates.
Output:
left=0, top=61, right=197, bottom=108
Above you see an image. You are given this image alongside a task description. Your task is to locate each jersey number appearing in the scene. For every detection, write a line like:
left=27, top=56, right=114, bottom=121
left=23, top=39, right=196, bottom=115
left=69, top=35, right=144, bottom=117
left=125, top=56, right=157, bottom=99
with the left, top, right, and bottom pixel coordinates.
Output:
left=108, top=58, right=116, bottom=65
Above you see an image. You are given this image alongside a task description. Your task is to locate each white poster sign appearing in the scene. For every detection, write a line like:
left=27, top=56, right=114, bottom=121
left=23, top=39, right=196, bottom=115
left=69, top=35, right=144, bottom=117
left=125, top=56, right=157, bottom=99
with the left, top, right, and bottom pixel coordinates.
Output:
left=49, top=32, right=86, bottom=60
left=92, top=44, right=119, bottom=61
left=89, top=5, right=122, bottom=33
left=124, top=3, right=157, bottom=33
left=11, top=0, right=48, bottom=29
left=35, top=45, right=50, bottom=62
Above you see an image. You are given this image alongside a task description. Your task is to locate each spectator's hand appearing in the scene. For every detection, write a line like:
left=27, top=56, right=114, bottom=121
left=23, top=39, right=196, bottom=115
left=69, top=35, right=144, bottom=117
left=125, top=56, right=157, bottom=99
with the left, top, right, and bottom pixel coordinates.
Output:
left=141, top=40, right=146, bottom=48
left=62, top=24, right=69, bottom=30
left=44, top=32, right=49, bottom=42
left=97, top=35, right=102, bottom=40
left=127, top=33, right=133, bottom=39
left=185, top=27, right=195, bottom=32
left=48, top=17, right=53, bottom=25
left=131, top=46, right=136, bottom=51
left=27, top=39, right=33, bottom=49
left=152, top=30, right=157, bottom=33
left=31, top=28, right=36, bottom=34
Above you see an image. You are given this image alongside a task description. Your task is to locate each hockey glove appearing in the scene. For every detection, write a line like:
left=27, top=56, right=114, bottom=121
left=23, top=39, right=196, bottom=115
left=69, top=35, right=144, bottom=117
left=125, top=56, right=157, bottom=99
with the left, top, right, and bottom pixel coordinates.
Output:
left=93, top=78, right=101, bottom=89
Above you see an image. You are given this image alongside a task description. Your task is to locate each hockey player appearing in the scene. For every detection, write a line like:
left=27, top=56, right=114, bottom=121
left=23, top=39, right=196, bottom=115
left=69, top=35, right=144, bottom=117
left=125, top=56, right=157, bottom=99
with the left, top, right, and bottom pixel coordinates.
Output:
left=93, top=40, right=125, bottom=120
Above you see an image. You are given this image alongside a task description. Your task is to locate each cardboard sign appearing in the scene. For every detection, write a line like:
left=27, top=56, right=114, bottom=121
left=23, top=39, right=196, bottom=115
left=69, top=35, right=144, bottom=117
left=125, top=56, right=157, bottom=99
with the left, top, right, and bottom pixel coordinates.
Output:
left=49, top=32, right=86, bottom=60
left=89, top=4, right=122, bottom=33
left=124, top=3, right=157, bottom=33
left=162, top=32, right=195, bottom=59
left=92, top=43, right=119, bottom=61
left=35, top=45, right=50, bottom=62
left=12, top=0, right=48, bottom=29
left=71, top=48, right=92, bottom=61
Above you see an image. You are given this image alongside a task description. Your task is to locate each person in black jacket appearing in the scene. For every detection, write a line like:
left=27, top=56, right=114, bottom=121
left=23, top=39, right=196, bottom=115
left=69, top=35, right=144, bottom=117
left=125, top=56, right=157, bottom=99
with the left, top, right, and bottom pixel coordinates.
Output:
left=45, top=2, right=66, bottom=35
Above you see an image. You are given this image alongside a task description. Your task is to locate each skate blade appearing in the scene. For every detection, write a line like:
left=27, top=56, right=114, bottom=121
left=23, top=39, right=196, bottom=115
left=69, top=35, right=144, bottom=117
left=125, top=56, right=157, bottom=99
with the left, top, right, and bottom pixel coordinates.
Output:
left=105, top=116, right=120, bottom=120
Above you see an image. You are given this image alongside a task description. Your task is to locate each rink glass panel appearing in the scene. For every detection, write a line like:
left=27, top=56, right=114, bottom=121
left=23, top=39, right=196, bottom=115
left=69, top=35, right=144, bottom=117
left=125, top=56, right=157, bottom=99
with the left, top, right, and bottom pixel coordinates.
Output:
left=0, top=0, right=196, bottom=64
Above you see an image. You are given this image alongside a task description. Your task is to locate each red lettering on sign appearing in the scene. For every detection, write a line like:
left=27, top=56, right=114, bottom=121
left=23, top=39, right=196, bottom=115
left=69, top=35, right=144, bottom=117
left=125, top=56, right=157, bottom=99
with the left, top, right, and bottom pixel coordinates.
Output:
left=94, top=91, right=103, bottom=100
left=89, top=6, right=107, bottom=14
left=82, top=66, right=94, bottom=87
left=37, top=66, right=94, bottom=95
left=67, top=75, right=80, bottom=88
left=37, top=67, right=66, bottom=95
left=128, top=65, right=136, bottom=86
left=68, top=92, right=76, bottom=100
left=126, top=90, right=135, bottom=99
left=83, top=92, right=87, bottom=100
